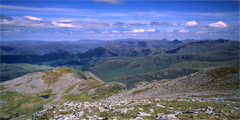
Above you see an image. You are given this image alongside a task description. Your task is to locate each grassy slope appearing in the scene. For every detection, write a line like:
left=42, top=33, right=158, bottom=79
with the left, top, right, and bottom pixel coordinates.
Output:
left=202, top=66, right=240, bottom=91
left=0, top=91, right=55, bottom=120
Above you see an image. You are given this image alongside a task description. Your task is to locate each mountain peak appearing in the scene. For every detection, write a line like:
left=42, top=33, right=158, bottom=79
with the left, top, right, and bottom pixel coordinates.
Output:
left=161, top=38, right=168, bottom=41
left=170, top=39, right=182, bottom=44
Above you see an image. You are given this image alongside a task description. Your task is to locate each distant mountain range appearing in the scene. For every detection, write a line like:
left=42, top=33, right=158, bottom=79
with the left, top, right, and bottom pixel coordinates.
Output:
left=0, top=39, right=193, bottom=55
left=0, top=39, right=239, bottom=88
left=0, top=40, right=110, bottom=55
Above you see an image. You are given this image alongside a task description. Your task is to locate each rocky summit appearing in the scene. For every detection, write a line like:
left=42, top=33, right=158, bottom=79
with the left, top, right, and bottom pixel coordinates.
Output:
left=31, top=66, right=240, bottom=120
left=0, top=67, right=125, bottom=119
left=33, top=97, right=240, bottom=120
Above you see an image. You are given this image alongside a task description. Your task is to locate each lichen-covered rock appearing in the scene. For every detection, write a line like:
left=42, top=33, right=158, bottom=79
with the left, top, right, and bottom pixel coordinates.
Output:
left=137, top=112, right=151, bottom=117
left=206, top=106, right=213, bottom=114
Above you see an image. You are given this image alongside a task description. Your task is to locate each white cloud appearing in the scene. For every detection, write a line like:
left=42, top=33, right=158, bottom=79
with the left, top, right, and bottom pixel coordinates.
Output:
left=123, top=29, right=154, bottom=33
left=185, top=21, right=198, bottom=27
left=60, top=20, right=73, bottom=22
left=0, top=15, right=111, bottom=29
left=24, top=16, right=42, bottom=21
left=133, top=29, right=144, bottom=33
left=94, top=0, right=124, bottom=4
left=146, top=29, right=155, bottom=32
left=112, top=30, right=120, bottom=33
left=0, top=15, right=53, bottom=28
left=178, top=30, right=189, bottom=33
left=209, top=21, right=227, bottom=28
left=52, top=21, right=73, bottom=28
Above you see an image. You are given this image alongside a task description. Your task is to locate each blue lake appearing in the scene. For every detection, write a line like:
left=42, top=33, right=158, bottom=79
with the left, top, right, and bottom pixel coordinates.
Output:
left=40, top=95, right=49, bottom=99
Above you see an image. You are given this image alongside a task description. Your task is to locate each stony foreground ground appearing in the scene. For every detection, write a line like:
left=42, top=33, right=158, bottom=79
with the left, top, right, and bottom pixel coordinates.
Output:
left=33, top=97, right=240, bottom=120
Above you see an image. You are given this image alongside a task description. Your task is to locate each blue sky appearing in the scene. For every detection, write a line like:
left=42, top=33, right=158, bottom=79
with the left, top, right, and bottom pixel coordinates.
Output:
left=0, top=0, right=239, bottom=41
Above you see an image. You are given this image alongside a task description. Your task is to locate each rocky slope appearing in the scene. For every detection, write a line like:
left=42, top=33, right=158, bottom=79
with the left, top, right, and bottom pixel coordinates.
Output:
left=0, top=67, right=125, bottom=119
left=32, top=66, right=240, bottom=120
left=107, top=66, right=239, bottom=102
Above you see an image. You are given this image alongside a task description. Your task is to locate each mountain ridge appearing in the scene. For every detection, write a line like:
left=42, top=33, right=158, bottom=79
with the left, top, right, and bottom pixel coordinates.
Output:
left=0, top=67, right=125, bottom=119
left=29, top=66, right=240, bottom=120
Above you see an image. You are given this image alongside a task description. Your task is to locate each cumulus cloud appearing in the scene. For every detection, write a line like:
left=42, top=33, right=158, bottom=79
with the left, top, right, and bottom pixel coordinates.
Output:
left=1, top=15, right=148, bottom=31
left=112, top=30, right=120, bottom=33
left=24, top=16, right=42, bottom=21
left=146, top=29, right=155, bottom=32
left=0, top=15, right=110, bottom=29
left=94, top=0, right=124, bottom=4
left=178, top=30, right=189, bottom=33
left=185, top=21, right=198, bottom=27
left=52, top=21, right=74, bottom=28
left=133, top=29, right=144, bottom=33
left=209, top=21, right=227, bottom=28
left=0, top=15, right=52, bottom=28
left=60, top=20, right=73, bottom=22
left=123, top=29, right=153, bottom=33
